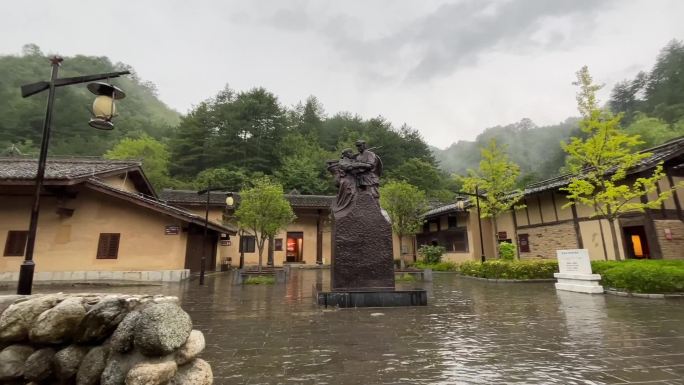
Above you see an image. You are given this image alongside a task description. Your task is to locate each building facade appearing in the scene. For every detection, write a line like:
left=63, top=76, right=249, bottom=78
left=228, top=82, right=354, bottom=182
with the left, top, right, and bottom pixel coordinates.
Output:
left=0, top=158, right=236, bottom=282
left=160, top=190, right=335, bottom=268
left=493, top=138, right=684, bottom=261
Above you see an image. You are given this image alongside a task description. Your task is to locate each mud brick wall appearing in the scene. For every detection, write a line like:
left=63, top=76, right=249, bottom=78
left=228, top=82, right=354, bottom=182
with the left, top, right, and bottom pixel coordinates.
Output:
left=654, top=219, right=684, bottom=260
left=518, top=222, right=578, bottom=260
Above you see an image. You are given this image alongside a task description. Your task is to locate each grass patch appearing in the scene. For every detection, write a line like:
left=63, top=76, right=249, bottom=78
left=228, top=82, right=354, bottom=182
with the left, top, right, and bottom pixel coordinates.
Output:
left=458, top=260, right=559, bottom=280
left=413, top=260, right=458, bottom=272
left=243, top=275, right=276, bottom=285
left=395, top=274, right=418, bottom=282
left=591, top=260, right=684, bottom=293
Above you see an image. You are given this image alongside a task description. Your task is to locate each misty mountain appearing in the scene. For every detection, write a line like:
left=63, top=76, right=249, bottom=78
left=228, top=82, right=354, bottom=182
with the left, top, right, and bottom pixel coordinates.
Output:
left=432, top=118, right=580, bottom=184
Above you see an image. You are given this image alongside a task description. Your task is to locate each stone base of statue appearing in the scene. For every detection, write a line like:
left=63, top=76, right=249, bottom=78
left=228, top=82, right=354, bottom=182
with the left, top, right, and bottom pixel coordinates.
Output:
left=315, top=191, right=427, bottom=308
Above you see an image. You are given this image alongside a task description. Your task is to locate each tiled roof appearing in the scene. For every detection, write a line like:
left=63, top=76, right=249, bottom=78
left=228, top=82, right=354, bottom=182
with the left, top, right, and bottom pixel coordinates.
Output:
left=423, top=200, right=470, bottom=218
left=0, top=157, right=142, bottom=181
left=523, top=136, right=684, bottom=195
left=87, top=180, right=237, bottom=234
left=160, top=189, right=334, bottom=209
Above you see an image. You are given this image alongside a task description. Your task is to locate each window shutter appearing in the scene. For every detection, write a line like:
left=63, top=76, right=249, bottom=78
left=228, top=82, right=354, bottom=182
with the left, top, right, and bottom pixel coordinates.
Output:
left=97, top=233, right=120, bottom=259
left=4, top=231, right=28, bottom=257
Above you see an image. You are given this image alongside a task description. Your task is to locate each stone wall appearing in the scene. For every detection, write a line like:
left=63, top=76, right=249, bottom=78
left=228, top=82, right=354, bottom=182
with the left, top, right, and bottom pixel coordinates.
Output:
left=0, top=269, right=191, bottom=283
left=518, top=222, right=578, bottom=260
left=0, top=293, right=212, bottom=384
left=654, top=219, right=684, bottom=260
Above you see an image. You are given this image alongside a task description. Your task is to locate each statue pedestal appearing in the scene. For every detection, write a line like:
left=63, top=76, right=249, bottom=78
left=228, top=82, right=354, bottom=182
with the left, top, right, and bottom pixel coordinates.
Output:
left=315, top=192, right=427, bottom=307
left=331, top=192, right=395, bottom=290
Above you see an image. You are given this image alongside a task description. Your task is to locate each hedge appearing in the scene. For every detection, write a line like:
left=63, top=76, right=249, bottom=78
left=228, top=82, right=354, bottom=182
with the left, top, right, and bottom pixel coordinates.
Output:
left=591, top=260, right=684, bottom=294
left=413, top=260, right=458, bottom=272
left=458, top=260, right=558, bottom=280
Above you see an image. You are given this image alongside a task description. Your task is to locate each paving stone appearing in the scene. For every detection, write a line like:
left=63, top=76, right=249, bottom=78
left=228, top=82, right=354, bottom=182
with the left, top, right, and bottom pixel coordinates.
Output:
left=2, top=271, right=683, bottom=384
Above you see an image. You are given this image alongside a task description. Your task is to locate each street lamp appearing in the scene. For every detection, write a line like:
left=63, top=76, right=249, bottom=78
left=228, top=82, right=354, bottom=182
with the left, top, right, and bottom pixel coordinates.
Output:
left=456, top=185, right=486, bottom=263
left=197, top=188, right=233, bottom=286
left=16, top=56, right=129, bottom=295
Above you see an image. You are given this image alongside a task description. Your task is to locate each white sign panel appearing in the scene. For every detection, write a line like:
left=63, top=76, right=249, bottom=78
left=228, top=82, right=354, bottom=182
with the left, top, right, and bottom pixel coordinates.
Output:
left=556, top=249, right=592, bottom=275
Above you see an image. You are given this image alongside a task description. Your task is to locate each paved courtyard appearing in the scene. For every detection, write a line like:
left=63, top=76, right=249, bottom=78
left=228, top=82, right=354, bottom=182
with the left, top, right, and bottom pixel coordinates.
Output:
left=6, top=270, right=684, bottom=384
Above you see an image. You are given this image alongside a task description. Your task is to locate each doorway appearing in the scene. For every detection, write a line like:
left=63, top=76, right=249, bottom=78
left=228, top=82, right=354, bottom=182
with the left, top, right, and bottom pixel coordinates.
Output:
left=622, top=225, right=650, bottom=259
left=286, top=232, right=304, bottom=263
left=185, top=224, right=218, bottom=272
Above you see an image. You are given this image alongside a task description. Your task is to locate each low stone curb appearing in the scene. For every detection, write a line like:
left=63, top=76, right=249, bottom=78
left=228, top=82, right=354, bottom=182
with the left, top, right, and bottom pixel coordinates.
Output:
left=456, top=274, right=556, bottom=283
left=604, top=289, right=684, bottom=299
left=0, top=281, right=164, bottom=289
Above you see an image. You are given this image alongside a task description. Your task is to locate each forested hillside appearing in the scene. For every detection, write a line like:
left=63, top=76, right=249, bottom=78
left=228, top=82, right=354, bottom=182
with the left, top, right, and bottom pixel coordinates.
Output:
left=167, top=89, right=457, bottom=199
left=433, top=39, right=684, bottom=184
left=3, top=40, right=683, bottom=195
left=0, top=44, right=180, bottom=156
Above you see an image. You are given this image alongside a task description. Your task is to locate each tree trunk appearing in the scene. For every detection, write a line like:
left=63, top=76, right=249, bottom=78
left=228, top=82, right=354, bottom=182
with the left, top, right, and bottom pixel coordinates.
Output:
left=492, top=217, right=499, bottom=259
left=608, top=217, right=622, bottom=261
left=257, top=236, right=265, bottom=273
left=267, top=235, right=274, bottom=266
left=398, top=234, right=405, bottom=270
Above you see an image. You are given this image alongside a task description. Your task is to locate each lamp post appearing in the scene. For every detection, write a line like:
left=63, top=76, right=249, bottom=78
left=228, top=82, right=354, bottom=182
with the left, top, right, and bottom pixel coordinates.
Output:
left=197, top=188, right=233, bottom=286
left=457, top=185, right=486, bottom=263
left=17, top=56, right=129, bottom=295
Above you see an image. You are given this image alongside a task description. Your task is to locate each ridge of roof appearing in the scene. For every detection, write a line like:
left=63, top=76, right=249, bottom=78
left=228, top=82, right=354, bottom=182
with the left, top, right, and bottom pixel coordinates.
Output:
left=86, top=179, right=236, bottom=234
left=523, top=135, right=684, bottom=195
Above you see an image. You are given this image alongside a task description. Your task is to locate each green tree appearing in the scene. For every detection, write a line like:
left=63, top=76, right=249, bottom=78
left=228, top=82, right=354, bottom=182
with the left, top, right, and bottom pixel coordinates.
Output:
left=105, top=135, right=170, bottom=190
left=462, top=139, right=524, bottom=258
left=275, top=155, right=329, bottom=194
left=624, top=114, right=684, bottom=150
left=562, top=66, right=674, bottom=260
left=235, top=178, right=295, bottom=271
left=380, top=181, right=428, bottom=269
left=388, top=158, right=454, bottom=201
left=194, top=167, right=248, bottom=191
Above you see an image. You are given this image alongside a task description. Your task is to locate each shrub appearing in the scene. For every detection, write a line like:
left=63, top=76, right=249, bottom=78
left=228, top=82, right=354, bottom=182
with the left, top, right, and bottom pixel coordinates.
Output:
left=418, top=244, right=446, bottom=264
left=244, top=275, right=276, bottom=285
left=459, top=260, right=559, bottom=280
left=499, top=243, right=516, bottom=261
left=395, top=274, right=417, bottom=282
left=591, top=260, right=684, bottom=293
left=414, top=260, right=458, bottom=272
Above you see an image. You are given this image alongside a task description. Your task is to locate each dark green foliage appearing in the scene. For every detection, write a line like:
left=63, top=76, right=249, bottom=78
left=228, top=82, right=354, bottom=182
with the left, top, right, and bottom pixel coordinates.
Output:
left=0, top=45, right=179, bottom=156
left=417, top=244, right=446, bottom=264
left=168, top=85, right=442, bottom=193
left=458, top=260, right=559, bottom=280
left=591, top=260, right=684, bottom=293
left=243, top=275, right=276, bottom=285
left=610, top=39, right=684, bottom=131
left=498, top=243, right=516, bottom=261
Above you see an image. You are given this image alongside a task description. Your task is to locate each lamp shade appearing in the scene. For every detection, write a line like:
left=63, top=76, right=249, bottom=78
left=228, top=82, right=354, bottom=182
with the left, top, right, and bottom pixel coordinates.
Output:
left=226, top=196, right=235, bottom=206
left=92, top=95, right=116, bottom=119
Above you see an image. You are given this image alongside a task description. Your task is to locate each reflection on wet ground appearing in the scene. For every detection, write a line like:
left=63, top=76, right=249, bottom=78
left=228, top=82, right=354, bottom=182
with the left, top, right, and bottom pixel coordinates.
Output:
left=6, top=270, right=683, bottom=384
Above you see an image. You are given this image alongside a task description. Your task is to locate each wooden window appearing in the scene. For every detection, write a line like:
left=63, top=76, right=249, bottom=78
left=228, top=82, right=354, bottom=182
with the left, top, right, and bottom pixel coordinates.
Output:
left=518, top=234, right=530, bottom=253
left=446, top=230, right=468, bottom=252
left=274, top=238, right=283, bottom=251
left=447, top=215, right=458, bottom=229
left=240, top=236, right=256, bottom=253
left=96, top=233, right=120, bottom=259
left=4, top=231, right=28, bottom=257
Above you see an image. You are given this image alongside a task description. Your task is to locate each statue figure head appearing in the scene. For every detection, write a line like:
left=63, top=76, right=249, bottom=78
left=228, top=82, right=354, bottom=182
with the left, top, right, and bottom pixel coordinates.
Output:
left=355, top=139, right=367, bottom=153
left=341, top=148, right=354, bottom=159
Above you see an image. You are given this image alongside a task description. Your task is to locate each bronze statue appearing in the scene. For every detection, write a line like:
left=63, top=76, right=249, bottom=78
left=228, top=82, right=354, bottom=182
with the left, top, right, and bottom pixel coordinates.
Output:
left=326, top=140, right=394, bottom=291
left=327, top=141, right=383, bottom=214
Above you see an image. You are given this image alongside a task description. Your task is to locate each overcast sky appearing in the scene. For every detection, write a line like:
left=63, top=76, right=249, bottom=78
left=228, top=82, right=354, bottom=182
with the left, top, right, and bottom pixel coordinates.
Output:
left=2, top=0, right=683, bottom=148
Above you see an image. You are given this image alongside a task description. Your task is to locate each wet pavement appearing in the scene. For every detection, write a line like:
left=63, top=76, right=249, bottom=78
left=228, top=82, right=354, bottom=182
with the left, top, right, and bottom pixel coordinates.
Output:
left=4, top=270, right=684, bottom=385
